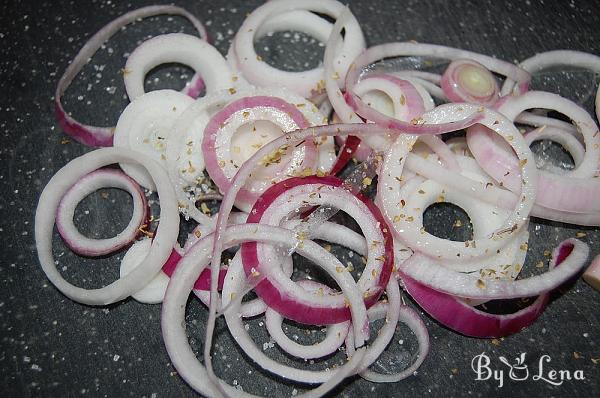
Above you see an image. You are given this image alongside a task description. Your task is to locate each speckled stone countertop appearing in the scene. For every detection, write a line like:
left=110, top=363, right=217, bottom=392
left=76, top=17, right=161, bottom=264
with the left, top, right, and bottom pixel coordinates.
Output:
left=0, top=0, right=599, bottom=397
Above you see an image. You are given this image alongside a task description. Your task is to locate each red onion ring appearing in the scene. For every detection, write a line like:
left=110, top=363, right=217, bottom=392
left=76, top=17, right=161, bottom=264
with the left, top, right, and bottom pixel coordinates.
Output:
left=467, top=91, right=600, bottom=214
left=123, top=33, right=236, bottom=101
left=241, top=176, right=394, bottom=325
left=163, top=223, right=370, bottom=390
left=35, top=148, right=179, bottom=305
left=56, top=168, right=148, bottom=257
left=401, top=237, right=579, bottom=337
left=232, top=0, right=365, bottom=98
left=54, top=5, right=208, bottom=147
left=166, top=88, right=252, bottom=224
left=441, top=59, right=500, bottom=106
left=399, top=238, right=589, bottom=300
left=332, top=73, right=436, bottom=168
left=202, top=95, right=318, bottom=210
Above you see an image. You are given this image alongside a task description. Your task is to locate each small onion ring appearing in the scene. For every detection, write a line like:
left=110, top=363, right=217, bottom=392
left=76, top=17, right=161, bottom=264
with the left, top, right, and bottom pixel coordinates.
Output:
left=163, top=223, right=369, bottom=390
left=441, top=59, right=500, bottom=106
left=56, top=168, right=148, bottom=257
left=265, top=280, right=351, bottom=360
left=524, top=126, right=586, bottom=171
left=345, top=279, right=430, bottom=382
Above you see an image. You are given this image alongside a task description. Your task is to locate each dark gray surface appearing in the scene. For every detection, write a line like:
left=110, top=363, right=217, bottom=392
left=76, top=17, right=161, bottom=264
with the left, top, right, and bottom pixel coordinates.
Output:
left=1, top=0, right=599, bottom=397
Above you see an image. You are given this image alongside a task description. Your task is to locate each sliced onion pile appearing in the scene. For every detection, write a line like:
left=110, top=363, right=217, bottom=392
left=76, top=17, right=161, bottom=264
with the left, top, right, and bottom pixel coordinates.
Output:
left=36, top=1, right=599, bottom=396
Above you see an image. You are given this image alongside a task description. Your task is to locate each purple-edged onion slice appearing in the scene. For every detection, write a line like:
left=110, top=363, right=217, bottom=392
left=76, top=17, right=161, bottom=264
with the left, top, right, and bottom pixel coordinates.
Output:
left=56, top=168, right=148, bottom=257
left=441, top=59, right=500, bottom=106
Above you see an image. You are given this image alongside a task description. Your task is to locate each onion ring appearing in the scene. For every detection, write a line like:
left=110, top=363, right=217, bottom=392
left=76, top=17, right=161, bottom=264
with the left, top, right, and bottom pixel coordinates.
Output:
left=124, top=33, right=236, bottom=101
left=54, top=5, right=208, bottom=147
left=35, top=147, right=179, bottom=305
left=56, top=168, right=148, bottom=257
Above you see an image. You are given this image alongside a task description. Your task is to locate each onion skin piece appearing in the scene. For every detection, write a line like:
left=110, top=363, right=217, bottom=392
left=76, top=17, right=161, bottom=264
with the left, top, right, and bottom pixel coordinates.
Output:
left=401, top=240, right=577, bottom=337
left=583, top=254, right=600, bottom=292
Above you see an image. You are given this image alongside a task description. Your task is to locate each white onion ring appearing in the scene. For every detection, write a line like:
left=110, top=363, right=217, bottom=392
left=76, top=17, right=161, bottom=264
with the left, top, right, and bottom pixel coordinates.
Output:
left=399, top=238, right=589, bottom=300
left=393, top=172, right=529, bottom=274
